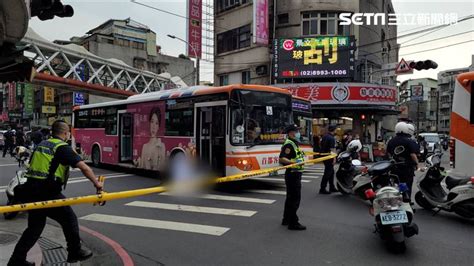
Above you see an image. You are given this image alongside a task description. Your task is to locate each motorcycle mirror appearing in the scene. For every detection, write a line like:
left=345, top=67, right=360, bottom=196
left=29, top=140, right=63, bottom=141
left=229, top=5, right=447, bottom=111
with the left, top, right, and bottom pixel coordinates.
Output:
left=351, top=159, right=362, bottom=166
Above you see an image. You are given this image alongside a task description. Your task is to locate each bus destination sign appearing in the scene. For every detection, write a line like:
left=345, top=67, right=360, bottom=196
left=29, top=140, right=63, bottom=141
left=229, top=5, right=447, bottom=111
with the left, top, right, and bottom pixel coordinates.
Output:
left=273, top=36, right=355, bottom=80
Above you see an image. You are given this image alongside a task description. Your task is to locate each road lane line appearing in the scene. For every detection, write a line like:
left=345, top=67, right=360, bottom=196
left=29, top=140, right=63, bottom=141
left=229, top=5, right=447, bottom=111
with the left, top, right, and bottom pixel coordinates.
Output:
left=251, top=177, right=312, bottom=183
left=246, top=189, right=286, bottom=195
left=0, top=163, right=20, bottom=167
left=160, top=192, right=275, bottom=204
left=301, top=175, right=321, bottom=179
left=0, top=174, right=135, bottom=192
left=80, top=214, right=230, bottom=236
left=126, top=201, right=257, bottom=217
left=67, top=174, right=133, bottom=184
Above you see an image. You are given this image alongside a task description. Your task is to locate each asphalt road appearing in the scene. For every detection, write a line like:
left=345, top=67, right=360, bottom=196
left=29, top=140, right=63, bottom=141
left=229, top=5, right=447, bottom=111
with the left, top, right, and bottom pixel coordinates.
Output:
left=0, top=153, right=473, bottom=266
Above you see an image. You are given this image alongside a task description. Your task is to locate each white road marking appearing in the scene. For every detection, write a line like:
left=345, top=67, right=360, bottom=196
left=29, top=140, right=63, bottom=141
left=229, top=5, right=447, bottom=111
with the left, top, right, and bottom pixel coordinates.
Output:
left=67, top=174, right=132, bottom=184
left=126, top=201, right=257, bottom=217
left=246, top=189, right=286, bottom=195
left=0, top=163, right=20, bottom=167
left=251, top=177, right=312, bottom=183
left=160, top=192, right=275, bottom=204
left=80, top=214, right=230, bottom=236
left=301, top=175, right=321, bottom=179
left=0, top=173, right=133, bottom=193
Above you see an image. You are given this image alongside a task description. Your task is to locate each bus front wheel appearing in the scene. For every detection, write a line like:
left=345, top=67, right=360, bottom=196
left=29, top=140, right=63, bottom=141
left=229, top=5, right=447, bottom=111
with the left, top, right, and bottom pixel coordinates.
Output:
left=91, top=146, right=101, bottom=167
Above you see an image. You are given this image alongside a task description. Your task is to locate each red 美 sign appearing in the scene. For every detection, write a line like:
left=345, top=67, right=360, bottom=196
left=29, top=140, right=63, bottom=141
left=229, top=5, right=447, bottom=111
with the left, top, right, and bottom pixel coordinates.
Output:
left=187, top=0, right=202, bottom=59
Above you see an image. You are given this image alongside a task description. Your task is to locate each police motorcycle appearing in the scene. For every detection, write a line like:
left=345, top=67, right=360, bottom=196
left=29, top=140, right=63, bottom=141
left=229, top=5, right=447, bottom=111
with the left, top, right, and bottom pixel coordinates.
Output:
left=364, top=161, right=419, bottom=253
left=415, top=153, right=474, bottom=219
left=3, top=146, right=30, bottom=219
left=335, top=140, right=368, bottom=194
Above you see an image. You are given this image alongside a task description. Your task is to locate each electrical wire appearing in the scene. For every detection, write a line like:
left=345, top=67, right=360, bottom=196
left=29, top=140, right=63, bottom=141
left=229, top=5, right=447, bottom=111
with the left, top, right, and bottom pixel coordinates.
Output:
left=399, top=40, right=473, bottom=56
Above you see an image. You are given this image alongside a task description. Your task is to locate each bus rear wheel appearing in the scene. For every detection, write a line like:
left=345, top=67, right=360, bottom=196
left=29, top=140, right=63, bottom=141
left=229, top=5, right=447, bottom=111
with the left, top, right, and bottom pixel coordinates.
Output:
left=91, top=146, right=101, bottom=167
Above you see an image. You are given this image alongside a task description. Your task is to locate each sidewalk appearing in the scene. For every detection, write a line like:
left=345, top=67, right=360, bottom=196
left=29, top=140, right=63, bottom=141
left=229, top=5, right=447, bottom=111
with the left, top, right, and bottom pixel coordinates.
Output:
left=0, top=214, right=124, bottom=265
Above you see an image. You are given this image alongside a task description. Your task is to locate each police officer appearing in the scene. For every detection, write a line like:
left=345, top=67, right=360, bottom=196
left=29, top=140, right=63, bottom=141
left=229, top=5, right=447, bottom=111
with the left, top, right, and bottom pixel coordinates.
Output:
left=319, top=125, right=338, bottom=194
left=8, top=120, right=103, bottom=266
left=387, top=122, right=420, bottom=200
left=279, top=124, right=306, bottom=230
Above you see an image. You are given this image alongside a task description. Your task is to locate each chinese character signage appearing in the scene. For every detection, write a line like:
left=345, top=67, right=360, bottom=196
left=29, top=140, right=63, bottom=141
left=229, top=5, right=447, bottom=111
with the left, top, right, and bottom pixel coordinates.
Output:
left=23, top=84, right=34, bottom=116
left=187, top=0, right=202, bottom=58
left=44, top=87, right=55, bottom=103
left=42, top=105, right=56, bottom=114
left=7, top=83, right=16, bottom=109
left=253, top=0, right=269, bottom=45
left=410, top=85, right=423, bottom=101
left=273, top=36, right=355, bottom=80
left=73, top=92, right=85, bottom=106
left=275, top=83, right=397, bottom=106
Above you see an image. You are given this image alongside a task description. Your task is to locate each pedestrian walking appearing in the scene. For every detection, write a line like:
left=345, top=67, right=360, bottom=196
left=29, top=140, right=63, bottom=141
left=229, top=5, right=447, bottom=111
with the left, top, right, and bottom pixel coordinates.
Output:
left=8, top=120, right=104, bottom=266
left=319, top=125, right=338, bottom=194
left=3, top=127, right=15, bottom=157
left=279, top=124, right=306, bottom=230
left=15, top=128, right=26, bottom=148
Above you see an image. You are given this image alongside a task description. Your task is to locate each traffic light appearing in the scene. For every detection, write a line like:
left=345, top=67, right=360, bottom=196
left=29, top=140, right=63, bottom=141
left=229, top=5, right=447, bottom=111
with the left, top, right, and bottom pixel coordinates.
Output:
left=361, top=114, right=366, bottom=120
left=30, top=0, right=74, bottom=21
left=409, top=60, right=438, bottom=71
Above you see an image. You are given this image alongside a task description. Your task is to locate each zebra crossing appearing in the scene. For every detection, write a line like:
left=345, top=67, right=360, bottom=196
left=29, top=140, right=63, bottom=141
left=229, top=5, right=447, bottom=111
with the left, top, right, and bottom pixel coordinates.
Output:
left=79, top=165, right=325, bottom=237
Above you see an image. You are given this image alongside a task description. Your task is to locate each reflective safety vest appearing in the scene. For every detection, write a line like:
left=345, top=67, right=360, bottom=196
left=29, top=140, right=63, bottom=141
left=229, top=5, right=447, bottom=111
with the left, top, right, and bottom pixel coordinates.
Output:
left=26, top=138, right=69, bottom=184
left=283, top=138, right=305, bottom=171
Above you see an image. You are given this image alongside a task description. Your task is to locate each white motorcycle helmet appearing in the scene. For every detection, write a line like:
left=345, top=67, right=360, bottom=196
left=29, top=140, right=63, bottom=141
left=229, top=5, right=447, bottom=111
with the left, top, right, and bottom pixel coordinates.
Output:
left=405, top=123, right=415, bottom=136
left=394, top=122, right=407, bottom=134
left=347, top=139, right=362, bottom=152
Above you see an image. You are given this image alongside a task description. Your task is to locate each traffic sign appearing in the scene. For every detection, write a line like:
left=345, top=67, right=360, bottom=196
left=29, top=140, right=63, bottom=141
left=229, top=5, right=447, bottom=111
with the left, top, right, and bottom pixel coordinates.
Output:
left=395, top=58, right=413, bottom=75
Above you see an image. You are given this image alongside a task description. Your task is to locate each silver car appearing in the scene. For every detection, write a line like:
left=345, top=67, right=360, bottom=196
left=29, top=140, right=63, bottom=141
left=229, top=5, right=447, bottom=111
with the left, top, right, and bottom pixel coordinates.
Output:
left=419, top=133, right=441, bottom=153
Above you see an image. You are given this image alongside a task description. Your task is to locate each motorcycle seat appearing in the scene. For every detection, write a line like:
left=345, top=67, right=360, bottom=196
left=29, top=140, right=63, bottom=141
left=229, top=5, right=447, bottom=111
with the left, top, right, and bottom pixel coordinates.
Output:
left=368, top=161, right=392, bottom=176
left=445, top=175, right=471, bottom=190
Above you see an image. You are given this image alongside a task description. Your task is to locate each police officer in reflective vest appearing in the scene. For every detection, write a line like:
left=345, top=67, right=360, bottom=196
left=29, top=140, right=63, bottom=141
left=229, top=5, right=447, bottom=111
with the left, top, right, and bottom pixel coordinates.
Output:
left=279, top=124, right=306, bottom=230
left=9, top=120, right=103, bottom=266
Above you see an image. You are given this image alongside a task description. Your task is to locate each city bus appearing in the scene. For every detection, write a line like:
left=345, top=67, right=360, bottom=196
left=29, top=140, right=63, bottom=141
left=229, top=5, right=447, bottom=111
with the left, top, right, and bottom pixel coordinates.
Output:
left=72, top=84, right=293, bottom=177
left=450, top=71, right=474, bottom=177
left=292, top=96, right=313, bottom=159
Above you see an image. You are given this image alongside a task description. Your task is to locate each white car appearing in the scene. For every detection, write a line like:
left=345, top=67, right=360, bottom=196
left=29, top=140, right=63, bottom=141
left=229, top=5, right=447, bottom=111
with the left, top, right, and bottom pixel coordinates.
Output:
left=419, top=133, right=441, bottom=153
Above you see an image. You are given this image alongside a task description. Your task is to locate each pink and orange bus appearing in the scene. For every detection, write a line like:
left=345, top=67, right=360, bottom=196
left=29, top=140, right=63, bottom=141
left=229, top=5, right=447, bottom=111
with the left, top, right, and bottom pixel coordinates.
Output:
left=72, top=84, right=295, bottom=177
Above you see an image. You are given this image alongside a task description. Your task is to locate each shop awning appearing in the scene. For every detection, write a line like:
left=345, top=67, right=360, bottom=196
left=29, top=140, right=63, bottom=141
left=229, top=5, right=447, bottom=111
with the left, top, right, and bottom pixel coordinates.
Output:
left=312, top=105, right=400, bottom=115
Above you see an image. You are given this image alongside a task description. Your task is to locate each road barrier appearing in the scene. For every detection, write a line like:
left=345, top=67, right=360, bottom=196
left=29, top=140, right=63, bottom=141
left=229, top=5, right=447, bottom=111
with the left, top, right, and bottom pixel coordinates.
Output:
left=0, top=153, right=336, bottom=214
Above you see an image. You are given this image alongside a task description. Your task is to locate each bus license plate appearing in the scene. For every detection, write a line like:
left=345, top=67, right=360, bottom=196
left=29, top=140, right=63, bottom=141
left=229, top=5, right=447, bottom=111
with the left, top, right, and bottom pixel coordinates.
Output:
left=380, top=211, right=408, bottom=225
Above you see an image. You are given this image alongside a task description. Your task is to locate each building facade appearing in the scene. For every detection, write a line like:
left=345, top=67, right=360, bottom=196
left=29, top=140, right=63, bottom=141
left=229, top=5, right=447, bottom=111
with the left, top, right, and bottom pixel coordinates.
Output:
left=214, top=0, right=399, bottom=142
left=57, top=18, right=196, bottom=86
left=399, top=78, right=439, bottom=132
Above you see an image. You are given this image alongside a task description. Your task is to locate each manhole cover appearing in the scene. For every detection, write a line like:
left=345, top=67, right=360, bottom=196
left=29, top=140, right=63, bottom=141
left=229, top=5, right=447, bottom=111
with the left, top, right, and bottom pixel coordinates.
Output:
left=0, top=233, right=19, bottom=245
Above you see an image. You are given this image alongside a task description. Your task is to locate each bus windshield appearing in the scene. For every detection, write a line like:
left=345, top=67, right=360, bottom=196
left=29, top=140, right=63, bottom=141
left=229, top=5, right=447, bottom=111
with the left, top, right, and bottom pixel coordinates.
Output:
left=230, top=89, right=292, bottom=146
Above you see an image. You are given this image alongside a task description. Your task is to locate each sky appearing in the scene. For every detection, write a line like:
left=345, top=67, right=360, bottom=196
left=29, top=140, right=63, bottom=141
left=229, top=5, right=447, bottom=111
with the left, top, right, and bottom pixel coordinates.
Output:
left=28, top=0, right=474, bottom=84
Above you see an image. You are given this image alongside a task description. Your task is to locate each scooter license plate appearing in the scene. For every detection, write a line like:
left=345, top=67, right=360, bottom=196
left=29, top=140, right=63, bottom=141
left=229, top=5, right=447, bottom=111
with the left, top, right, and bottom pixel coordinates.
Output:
left=380, top=211, right=408, bottom=225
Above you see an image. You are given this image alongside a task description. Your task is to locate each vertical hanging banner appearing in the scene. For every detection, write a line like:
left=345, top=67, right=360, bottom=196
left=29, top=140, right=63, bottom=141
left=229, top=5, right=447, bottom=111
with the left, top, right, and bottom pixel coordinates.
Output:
left=8, top=83, right=16, bottom=109
left=44, top=87, right=55, bottom=103
left=253, top=0, right=269, bottom=45
left=187, top=0, right=202, bottom=58
left=24, top=84, right=34, bottom=116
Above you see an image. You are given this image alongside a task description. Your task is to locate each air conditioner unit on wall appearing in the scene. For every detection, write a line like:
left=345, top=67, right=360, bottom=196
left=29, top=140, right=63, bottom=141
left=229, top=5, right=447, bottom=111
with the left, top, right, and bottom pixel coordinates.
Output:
left=256, top=65, right=268, bottom=76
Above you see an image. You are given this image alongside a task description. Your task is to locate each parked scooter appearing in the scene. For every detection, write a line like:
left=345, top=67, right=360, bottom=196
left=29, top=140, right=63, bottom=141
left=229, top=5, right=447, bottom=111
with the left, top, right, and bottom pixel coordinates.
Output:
left=364, top=161, right=419, bottom=253
left=335, top=140, right=367, bottom=194
left=4, top=146, right=30, bottom=219
left=415, top=153, right=474, bottom=219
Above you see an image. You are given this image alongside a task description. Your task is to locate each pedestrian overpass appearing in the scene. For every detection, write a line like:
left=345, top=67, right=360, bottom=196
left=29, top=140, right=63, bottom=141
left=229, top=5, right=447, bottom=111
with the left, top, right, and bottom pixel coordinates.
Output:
left=21, top=28, right=182, bottom=99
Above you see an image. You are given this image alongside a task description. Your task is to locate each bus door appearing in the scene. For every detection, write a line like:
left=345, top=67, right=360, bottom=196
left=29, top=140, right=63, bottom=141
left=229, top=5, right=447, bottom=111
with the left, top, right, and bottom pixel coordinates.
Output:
left=119, top=112, right=133, bottom=162
left=195, top=102, right=226, bottom=176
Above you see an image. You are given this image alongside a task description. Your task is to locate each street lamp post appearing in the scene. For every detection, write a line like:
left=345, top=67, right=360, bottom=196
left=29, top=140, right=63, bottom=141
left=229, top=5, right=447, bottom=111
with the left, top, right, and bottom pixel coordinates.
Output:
left=167, top=34, right=199, bottom=86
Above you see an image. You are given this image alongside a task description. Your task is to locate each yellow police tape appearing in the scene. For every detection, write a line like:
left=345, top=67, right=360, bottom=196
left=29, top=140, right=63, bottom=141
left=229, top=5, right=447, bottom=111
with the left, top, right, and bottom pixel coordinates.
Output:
left=0, top=153, right=336, bottom=214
